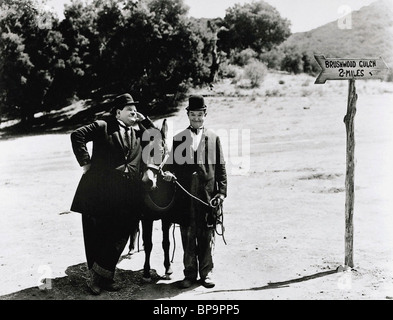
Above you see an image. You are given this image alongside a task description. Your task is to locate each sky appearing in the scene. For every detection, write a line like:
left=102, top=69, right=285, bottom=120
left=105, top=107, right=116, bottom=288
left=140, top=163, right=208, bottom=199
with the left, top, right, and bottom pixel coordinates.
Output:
left=46, top=0, right=379, bottom=33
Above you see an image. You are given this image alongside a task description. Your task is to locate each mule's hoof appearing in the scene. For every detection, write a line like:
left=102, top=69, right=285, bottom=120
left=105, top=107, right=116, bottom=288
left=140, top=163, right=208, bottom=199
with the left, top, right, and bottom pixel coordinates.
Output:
left=164, top=273, right=172, bottom=280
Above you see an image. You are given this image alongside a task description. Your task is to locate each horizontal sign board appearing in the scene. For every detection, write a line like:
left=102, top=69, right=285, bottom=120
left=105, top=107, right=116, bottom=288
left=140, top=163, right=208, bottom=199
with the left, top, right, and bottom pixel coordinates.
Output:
left=314, top=55, right=389, bottom=84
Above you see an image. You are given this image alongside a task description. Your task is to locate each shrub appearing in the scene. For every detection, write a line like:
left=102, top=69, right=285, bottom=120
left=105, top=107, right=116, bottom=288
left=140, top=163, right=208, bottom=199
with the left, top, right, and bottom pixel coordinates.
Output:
left=281, top=52, right=304, bottom=74
left=301, top=88, right=312, bottom=97
left=243, top=59, right=268, bottom=88
left=219, top=63, right=239, bottom=79
left=260, top=48, right=285, bottom=70
left=265, top=89, right=281, bottom=97
left=230, top=48, right=258, bottom=66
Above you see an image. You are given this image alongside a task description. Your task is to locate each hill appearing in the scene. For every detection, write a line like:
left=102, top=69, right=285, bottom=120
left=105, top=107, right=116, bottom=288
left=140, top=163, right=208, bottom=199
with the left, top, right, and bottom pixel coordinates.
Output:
left=279, top=0, right=393, bottom=67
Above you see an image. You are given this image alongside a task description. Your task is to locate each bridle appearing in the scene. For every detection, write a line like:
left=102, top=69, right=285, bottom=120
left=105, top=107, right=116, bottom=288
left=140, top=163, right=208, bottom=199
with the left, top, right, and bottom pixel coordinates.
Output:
left=145, top=153, right=169, bottom=177
left=142, top=137, right=176, bottom=212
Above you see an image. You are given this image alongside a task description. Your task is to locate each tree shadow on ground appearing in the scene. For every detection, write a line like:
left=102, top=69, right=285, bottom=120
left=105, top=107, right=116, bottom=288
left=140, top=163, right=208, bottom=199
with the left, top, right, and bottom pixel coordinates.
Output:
left=0, top=96, right=179, bottom=140
left=0, top=258, right=199, bottom=300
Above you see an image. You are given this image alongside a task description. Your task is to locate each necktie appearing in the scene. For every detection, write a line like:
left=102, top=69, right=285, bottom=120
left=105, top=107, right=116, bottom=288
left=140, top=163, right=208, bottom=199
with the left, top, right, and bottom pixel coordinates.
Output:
left=189, top=126, right=202, bottom=134
left=119, top=123, right=131, bottom=151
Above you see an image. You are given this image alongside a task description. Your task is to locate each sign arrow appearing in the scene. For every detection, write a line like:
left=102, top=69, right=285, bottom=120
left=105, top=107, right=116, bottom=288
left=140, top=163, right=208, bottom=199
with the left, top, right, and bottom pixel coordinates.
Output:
left=314, top=55, right=389, bottom=84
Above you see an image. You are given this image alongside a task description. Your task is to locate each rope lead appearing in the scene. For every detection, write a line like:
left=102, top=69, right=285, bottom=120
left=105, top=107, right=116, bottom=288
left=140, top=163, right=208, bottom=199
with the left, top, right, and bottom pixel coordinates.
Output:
left=165, top=174, right=228, bottom=263
left=174, top=179, right=227, bottom=245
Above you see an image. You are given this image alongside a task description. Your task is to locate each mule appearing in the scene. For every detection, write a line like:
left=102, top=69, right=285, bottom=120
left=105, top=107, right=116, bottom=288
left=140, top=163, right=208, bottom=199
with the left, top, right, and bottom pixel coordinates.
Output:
left=139, top=119, right=176, bottom=282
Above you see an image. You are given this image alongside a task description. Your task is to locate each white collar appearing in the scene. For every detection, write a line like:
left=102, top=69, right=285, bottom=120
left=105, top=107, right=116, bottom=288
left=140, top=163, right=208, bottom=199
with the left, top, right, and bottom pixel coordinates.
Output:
left=189, top=126, right=204, bottom=134
left=117, top=119, right=130, bottom=129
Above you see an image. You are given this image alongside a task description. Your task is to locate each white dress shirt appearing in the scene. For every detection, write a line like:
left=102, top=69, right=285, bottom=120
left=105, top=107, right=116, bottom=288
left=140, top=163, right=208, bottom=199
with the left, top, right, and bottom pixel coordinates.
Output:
left=190, top=127, right=203, bottom=152
left=118, top=120, right=131, bottom=141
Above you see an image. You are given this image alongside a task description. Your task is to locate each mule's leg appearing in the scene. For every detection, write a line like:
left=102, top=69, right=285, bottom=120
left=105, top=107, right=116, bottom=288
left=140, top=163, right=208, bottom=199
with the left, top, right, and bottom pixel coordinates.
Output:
left=128, top=221, right=139, bottom=255
left=141, top=219, right=153, bottom=282
left=162, top=219, right=173, bottom=279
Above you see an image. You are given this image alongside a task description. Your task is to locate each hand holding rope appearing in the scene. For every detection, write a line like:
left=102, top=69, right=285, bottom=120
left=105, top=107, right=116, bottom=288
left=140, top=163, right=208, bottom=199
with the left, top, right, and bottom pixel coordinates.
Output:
left=161, top=170, right=227, bottom=244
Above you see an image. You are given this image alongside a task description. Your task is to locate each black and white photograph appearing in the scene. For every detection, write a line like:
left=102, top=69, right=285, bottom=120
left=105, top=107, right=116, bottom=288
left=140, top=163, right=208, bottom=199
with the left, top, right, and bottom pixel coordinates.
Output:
left=0, top=0, right=392, bottom=304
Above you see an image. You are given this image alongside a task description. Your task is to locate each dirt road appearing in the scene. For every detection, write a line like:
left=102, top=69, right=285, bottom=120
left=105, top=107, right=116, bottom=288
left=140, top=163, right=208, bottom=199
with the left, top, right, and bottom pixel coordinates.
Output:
left=1, top=73, right=392, bottom=300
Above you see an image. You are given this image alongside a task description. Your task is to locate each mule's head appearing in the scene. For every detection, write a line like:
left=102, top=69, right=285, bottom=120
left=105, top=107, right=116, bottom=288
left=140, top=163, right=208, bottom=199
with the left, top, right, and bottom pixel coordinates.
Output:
left=141, top=119, right=168, bottom=191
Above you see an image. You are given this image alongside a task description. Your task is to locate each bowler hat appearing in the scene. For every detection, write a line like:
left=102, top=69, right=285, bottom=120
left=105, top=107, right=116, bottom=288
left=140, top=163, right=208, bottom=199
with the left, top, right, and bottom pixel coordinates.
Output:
left=112, top=93, right=139, bottom=110
left=186, top=95, right=207, bottom=111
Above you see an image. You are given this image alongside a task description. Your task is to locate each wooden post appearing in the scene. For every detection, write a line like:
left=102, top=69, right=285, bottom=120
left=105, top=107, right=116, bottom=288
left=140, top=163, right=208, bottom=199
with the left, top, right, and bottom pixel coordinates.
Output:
left=314, top=55, right=389, bottom=270
left=343, top=79, right=357, bottom=268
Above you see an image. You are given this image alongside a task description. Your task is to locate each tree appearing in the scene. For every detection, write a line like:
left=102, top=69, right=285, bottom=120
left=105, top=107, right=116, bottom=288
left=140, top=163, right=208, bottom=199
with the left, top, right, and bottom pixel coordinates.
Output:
left=90, top=0, right=207, bottom=114
left=219, top=1, right=291, bottom=56
left=0, top=0, right=65, bottom=126
left=1, top=0, right=227, bottom=125
left=0, top=31, right=33, bottom=120
left=132, top=0, right=205, bottom=113
left=56, top=0, right=102, bottom=101
left=188, top=17, right=225, bottom=85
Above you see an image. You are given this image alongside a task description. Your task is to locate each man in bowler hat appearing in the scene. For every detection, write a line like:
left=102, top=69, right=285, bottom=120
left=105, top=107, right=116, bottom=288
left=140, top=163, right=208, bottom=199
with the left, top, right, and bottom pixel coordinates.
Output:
left=70, top=93, right=154, bottom=295
left=163, top=95, right=227, bottom=288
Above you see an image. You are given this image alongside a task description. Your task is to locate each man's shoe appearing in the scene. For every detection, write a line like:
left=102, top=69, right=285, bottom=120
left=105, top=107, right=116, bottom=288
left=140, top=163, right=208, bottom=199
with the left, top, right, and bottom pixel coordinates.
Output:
left=179, top=278, right=196, bottom=289
left=86, top=270, right=101, bottom=295
left=201, top=276, right=215, bottom=288
left=100, top=278, right=122, bottom=292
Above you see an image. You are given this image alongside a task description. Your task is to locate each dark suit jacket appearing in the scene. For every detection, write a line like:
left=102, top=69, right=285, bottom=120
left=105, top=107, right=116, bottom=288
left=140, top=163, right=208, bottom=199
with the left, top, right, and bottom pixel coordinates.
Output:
left=70, top=116, right=154, bottom=217
left=165, top=127, right=227, bottom=225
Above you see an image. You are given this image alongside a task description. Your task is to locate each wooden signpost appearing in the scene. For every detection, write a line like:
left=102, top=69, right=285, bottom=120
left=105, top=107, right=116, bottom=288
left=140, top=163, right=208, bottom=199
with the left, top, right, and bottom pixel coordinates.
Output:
left=314, top=55, right=389, bottom=269
left=314, top=55, right=389, bottom=84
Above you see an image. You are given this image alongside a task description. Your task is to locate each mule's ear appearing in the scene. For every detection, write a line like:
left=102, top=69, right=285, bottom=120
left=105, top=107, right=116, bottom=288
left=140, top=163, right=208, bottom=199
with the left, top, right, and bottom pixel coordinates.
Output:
left=161, top=119, right=168, bottom=139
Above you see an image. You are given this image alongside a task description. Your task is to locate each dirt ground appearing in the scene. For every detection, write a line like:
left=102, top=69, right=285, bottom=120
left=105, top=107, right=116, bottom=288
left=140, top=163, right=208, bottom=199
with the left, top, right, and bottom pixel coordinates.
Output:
left=0, top=72, right=393, bottom=301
